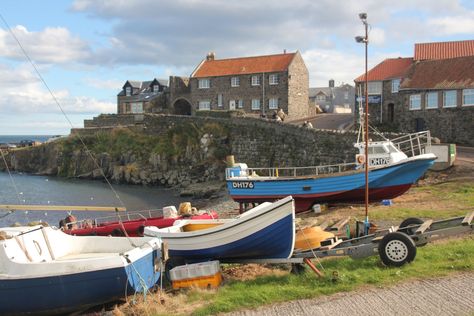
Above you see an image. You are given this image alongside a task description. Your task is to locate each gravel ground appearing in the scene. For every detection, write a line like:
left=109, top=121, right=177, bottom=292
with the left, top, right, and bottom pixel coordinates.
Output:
left=226, top=272, right=474, bottom=316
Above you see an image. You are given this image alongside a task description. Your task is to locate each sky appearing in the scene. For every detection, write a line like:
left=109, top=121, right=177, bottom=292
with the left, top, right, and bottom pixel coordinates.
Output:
left=0, top=0, right=473, bottom=135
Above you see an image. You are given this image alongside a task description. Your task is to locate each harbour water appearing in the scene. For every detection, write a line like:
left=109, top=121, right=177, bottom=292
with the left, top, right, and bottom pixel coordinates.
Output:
left=0, top=172, right=184, bottom=227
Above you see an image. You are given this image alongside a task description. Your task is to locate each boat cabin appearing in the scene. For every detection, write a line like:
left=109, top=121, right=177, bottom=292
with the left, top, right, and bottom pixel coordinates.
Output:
left=354, top=141, right=408, bottom=168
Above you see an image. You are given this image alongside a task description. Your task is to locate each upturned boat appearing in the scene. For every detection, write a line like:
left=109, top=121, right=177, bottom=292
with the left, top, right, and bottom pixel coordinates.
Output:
left=0, top=225, right=161, bottom=315
left=226, top=131, right=437, bottom=212
left=144, top=196, right=295, bottom=261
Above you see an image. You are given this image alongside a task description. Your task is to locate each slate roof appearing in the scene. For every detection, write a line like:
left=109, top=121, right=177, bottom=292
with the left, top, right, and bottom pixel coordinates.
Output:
left=414, top=40, right=474, bottom=61
left=309, top=87, right=332, bottom=98
left=191, top=52, right=296, bottom=78
left=354, top=57, right=413, bottom=82
left=400, top=56, right=474, bottom=90
left=118, top=78, right=169, bottom=96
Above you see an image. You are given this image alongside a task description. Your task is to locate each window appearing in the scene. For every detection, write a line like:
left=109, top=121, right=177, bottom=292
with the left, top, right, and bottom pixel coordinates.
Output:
left=231, top=77, right=240, bottom=87
left=269, top=98, right=278, bottom=109
left=462, top=89, right=474, bottom=106
left=391, top=79, right=401, bottom=93
left=251, top=99, right=260, bottom=110
left=217, top=94, right=223, bottom=107
left=425, top=92, right=438, bottom=109
left=198, top=79, right=210, bottom=89
left=198, top=101, right=210, bottom=110
left=251, top=75, right=261, bottom=86
left=131, top=102, right=143, bottom=113
left=153, top=84, right=159, bottom=93
left=316, top=94, right=326, bottom=101
left=125, top=87, right=132, bottom=96
left=368, top=82, right=382, bottom=95
left=237, top=99, right=243, bottom=108
left=443, top=90, right=457, bottom=108
left=269, top=74, right=279, bottom=85
left=409, top=94, right=421, bottom=110
left=344, top=91, right=349, bottom=100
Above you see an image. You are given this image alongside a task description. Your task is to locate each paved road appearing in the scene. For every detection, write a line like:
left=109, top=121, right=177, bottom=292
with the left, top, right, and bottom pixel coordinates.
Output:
left=228, top=273, right=474, bottom=316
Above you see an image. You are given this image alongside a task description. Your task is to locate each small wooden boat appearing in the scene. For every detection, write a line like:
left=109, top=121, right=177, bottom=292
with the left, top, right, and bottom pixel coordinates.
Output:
left=63, top=207, right=218, bottom=237
left=144, top=196, right=295, bottom=261
left=0, top=225, right=161, bottom=315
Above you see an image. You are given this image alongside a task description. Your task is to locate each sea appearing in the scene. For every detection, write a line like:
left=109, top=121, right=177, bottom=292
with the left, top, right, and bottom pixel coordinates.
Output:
left=0, top=135, right=185, bottom=227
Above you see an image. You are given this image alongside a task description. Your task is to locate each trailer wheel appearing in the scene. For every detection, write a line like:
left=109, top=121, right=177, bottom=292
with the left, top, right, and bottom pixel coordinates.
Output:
left=399, top=217, right=428, bottom=247
left=378, top=232, right=416, bottom=267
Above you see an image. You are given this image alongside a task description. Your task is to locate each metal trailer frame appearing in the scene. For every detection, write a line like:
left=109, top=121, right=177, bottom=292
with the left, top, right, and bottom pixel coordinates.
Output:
left=222, top=212, right=473, bottom=272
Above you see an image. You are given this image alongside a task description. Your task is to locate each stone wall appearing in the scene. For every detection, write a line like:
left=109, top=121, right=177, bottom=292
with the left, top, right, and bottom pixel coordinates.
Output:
left=288, top=52, right=310, bottom=119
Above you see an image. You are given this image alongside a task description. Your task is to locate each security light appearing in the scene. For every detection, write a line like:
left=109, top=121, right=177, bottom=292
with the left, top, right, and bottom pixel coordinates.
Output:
left=359, top=13, right=367, bottom=20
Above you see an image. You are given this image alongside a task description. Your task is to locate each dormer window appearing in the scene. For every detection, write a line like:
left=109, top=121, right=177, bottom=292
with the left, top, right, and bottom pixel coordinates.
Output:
left=153, top=84, right=159, bottom=93
left=125, top=87, right=132, bottom=96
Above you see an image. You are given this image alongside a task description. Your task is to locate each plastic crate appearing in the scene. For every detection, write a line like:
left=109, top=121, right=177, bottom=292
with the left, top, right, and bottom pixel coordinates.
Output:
left=171, top=272, right=222, bottom=289
left=169, top=260, right=220, bottom=281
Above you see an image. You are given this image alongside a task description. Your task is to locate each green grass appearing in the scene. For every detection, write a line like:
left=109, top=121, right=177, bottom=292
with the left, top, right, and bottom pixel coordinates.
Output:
left=191, top=237, right=474, bottom=315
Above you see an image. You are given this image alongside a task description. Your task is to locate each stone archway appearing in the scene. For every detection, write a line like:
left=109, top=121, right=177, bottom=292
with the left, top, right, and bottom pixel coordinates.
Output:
left=173, top=98, right=192, bottom=115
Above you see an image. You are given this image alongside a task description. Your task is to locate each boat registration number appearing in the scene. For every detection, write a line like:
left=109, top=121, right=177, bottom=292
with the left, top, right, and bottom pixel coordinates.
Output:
left=370, top=157, right=390, bottom=166
left=232, top=181, right=255, bottom=189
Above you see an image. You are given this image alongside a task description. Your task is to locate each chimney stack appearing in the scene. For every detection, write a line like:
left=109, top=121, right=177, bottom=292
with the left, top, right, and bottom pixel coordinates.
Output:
left=206, top=52, right=215, bottom=61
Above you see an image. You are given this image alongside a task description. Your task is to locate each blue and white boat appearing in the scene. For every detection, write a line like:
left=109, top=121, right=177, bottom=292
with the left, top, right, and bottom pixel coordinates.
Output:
left=144, top=196, right=295, bottom=261
left=226, top=131, right=437, bottom=212
left=0, top=225, right=161, bottom=315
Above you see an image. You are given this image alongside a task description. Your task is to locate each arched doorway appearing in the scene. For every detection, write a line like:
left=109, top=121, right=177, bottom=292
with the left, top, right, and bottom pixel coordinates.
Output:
left=173, top=98, right=192, bottom=115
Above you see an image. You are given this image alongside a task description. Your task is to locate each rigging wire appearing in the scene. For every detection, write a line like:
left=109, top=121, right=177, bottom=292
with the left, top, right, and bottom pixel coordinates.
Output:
left=0, top=148, right=23, bottom=219
left=0, top=13, right=126, bottom=209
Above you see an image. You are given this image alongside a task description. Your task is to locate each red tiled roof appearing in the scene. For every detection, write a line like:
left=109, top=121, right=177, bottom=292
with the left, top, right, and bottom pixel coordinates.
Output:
left=192, top=52, right=296, bottom=78
left=414, top=40, right=474, bottom=61
left=400, top=56, right=474, bottom=89
left=354, top=57, right=413, bottom=82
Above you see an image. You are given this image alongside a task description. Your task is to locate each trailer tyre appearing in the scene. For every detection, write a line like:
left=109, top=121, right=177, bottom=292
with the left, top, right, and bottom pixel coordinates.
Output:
left=379, top=232, right=416, bottom=267
left=399, top=217, right=428, bottom=247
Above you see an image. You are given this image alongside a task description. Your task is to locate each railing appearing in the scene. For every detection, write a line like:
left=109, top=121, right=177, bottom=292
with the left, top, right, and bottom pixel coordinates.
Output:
left=70, top=209, right=163, bottom=227
left=226, top=162, right=358, bottom=179
left=389, top=131, right=431, bottom=158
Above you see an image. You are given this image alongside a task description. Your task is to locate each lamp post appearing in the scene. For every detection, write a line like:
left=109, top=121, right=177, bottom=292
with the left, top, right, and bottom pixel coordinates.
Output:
left=355, top=13, right=370, bottom=235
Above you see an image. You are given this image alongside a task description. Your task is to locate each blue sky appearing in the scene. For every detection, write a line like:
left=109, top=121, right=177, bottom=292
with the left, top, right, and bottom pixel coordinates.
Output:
left=0, top=0, right=473, bottom=135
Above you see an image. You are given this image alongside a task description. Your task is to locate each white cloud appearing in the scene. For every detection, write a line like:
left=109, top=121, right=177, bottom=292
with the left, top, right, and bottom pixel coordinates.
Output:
left=0, top=25, right=91, bottom=64
left=428, top=14, right=474, bottom=35
left=84, top=78, right=124, bottom=90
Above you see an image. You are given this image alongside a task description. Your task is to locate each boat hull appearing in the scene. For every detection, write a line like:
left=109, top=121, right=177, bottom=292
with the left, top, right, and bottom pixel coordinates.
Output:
left=145, top=196, right=295, bottom=261
left=227, top=157, right=435, bottom=212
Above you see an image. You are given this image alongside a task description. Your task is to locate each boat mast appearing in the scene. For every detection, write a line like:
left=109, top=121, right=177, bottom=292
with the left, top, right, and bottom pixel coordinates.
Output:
left=356, top=13, right=370, bottom=235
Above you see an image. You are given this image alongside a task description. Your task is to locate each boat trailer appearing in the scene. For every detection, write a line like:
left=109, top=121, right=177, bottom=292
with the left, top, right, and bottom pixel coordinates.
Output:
left=223, top=212, right=474, bottom=275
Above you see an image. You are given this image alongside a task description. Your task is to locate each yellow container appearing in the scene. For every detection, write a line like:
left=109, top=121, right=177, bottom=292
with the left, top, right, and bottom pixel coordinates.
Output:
left=294, top=226, right=335, bottom=251
left=172, top=272, right=222, bottom=289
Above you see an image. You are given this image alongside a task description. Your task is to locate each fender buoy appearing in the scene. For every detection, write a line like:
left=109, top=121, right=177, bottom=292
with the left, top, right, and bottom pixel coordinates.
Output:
left=357, top=155, right=365, bottom=164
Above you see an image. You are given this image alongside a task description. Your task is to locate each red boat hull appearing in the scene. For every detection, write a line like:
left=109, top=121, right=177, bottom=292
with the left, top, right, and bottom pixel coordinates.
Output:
left=64, top=211, right=218, bottom=237
left=233, top=183, right=412, bottom=213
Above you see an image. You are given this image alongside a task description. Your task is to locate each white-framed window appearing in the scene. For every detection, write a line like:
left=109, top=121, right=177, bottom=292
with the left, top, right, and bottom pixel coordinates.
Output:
left=217, top=94, right=223, bottom=107
left=153, top=84, right=159, bottom=93
left=251, top=75, right=261, bottom=86
left=443, top=90, right=457, bottom=108
left=344, top=91, right=349, bottom=100
left=198, top=78, right=210, bottom=89
left=462, top=89, right=474, bottom=106
left=409, top=94, right=421, bottom=110
left=251, top=99, right=260, bottom=110
left=269, top=74, right=279, bottom=85
left=391, top=79, right=401, bottom=93
left=237, top=99, right=243, bottom=108
left=368, top=81, right=382, bottom=95
left=125, top=87, right=132, bottom=96
left=425, top=92, right=438, bottom=109
left=231, top=77, right=240, bottom=87
left=269, top=98, right=278, bottom=109
left=198, top=101, right=210, bottom=110
left=316, top=94, right=326, bottom=101
left=131, top=102, right=143, bottom=113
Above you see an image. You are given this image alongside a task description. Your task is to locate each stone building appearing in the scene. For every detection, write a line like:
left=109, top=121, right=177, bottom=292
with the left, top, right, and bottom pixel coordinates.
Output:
left=117, top=78, right=168, bottom=114
left=182, top=51, right=310, bottom=119
left=354, top=39, right=474, bottom=145
left=309, top=79, right=355, bottom=113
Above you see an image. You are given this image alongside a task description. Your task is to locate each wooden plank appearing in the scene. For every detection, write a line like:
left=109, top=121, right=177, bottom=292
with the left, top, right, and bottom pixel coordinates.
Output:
left=318, top=239, right=343, bottom=251
left=330, top=217, right=350, bottom=232
left=416, top=219, right=433, bottom=234
left=0, top=204, right=126, bottom=212
left=462, top=211, right=474, bottom=226
left=319, top=221, right=329, bottom=231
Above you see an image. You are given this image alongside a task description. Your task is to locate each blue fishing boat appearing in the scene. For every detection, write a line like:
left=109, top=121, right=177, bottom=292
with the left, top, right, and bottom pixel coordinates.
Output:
left=0, top=226, right=161, bottom=315
left=144, top=196, right=295, bottom=261
left=226, top=132, right=437, bottom=212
